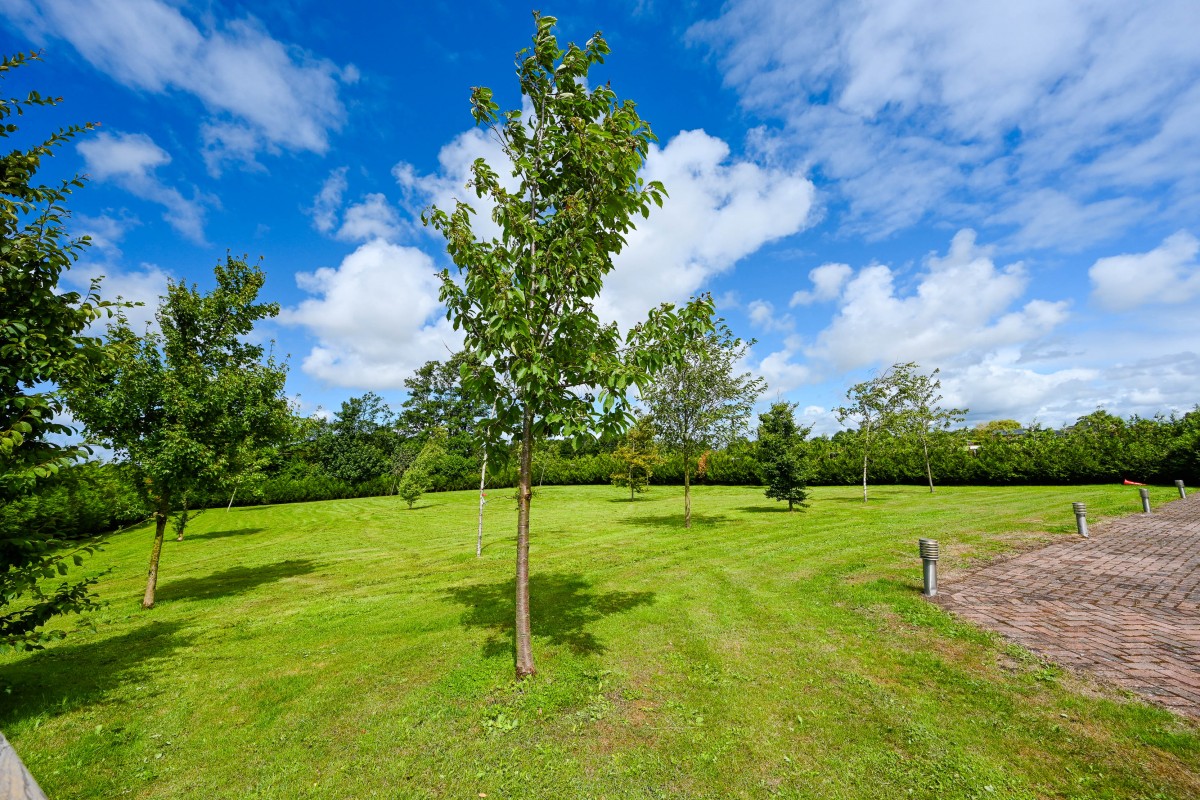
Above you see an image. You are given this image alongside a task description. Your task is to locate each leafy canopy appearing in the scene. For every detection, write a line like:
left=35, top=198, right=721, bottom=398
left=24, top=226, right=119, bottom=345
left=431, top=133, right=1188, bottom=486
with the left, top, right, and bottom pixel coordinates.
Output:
left=425, top=13, right=714, bottom=450
left=1, top=52, right=114, bottom=650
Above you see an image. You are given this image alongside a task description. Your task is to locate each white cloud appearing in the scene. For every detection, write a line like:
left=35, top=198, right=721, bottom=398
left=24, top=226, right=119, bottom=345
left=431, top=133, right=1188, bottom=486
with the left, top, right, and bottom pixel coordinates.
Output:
left=1088, top=231, right=1200, bottom=311
left=279, top=239, right=461, bottom=388
left=691, top=0, right=1200, bottom=245
left=599, top=129, right=816, bottom=328
left=395, top=126, right=816, bottom=331
left=310, top=167, right=348, bottom=234
left=811, top=229, right=1070, bottom=370
left=337, top=194, right=402, bottom=243
left=749, top=335, right=813, bottom=394
left=747, top=299, right=793, bottom=332
left=790, top=262, right=852, bottom=306
left=4, top=0, right=354, bottom=171
left=77, top=131, right=210, bottom=243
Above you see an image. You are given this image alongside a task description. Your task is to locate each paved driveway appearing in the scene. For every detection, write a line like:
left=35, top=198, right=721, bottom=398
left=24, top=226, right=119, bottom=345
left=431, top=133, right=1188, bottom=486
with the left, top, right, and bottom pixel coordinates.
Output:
left=936, top=494, right=1200, bottom=718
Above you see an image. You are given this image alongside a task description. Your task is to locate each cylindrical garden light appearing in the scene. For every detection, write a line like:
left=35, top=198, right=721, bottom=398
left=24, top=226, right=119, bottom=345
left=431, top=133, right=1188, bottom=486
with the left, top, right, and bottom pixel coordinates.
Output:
left=919, top=538, right=939, bottom=597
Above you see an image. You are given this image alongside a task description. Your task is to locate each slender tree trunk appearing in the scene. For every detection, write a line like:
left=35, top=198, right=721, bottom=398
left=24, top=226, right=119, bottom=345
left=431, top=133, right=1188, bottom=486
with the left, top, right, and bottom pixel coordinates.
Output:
left=476, top=449, right=487, bottom=558
left=788, top=499, right=794, bottom=512
left=175, top=496, right=188, bottom=541
left=683, top=454, right=692, bottom=529
left=922, top=432, right=934, bottom=493
left=226, top=486, right=237, bottom=511
left=514, top=405, right=536, bottom=679
left=143, top=495, right=169, bottom=609
left=630, top=474, right=634, bottom=501
left=861, top=426, right=870, bottom=502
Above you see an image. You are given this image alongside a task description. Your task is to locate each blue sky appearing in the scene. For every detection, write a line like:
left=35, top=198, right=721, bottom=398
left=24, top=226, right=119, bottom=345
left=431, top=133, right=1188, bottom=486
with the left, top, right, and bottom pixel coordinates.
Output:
left=5, top=0, right=1200, bottom=434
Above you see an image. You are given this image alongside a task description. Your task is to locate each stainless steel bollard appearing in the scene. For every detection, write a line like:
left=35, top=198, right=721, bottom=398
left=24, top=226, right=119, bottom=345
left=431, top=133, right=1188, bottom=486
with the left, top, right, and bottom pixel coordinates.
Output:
left=919, top=538, right=939, bottom=597
left=1139, top=487, right=1151, bottom=513
left=1176, top=480, right=1187, bottom=499
left=1072, top=502, right=1089, bottom=538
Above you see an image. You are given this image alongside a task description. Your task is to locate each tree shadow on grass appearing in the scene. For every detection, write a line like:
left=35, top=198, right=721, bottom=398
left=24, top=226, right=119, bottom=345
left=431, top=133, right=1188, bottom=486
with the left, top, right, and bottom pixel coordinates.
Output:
left=180, top=526, right=267, bottom=542
left=156, top=559, right=319, bottom=604
left=444, top=572, right=655, bottom=659
left=0, top=621, right=194, bottom=728
left=736, top=505, right=797, bottom=514
left=617, top=513, right=730, bottom=528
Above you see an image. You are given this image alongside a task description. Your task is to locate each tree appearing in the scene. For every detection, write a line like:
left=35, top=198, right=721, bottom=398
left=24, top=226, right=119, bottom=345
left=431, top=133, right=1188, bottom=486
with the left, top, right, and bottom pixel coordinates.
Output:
left=836, top=363, right=906, bottom=502
left=67, top=256, right=288, bottom=609
left=611, top=413, right=663, bottom=500
left=399, top=352, right=488, bottom=449
left=757, top=401, right=810, bottom=511
left=425, top=14, right=713, bottom=678
left=1, top=52, right=114, bottom=650
left=891, top=363, right=966, bottom=493
left=317, top=392, right=396, bottom=484
left=642, top=326, right=765, bottom=528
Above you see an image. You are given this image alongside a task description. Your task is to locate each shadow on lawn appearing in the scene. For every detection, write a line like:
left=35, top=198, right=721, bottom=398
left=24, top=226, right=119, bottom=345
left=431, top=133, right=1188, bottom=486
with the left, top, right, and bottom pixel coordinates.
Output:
left=0, top=621, right=194, bottom=727
left=156, top=559, right=319, bottom=604
left=180, top=526, right=267, bottom=542
left=618, top=513, right=730, bottom=528
left=444, top=572, right=654, bottom=659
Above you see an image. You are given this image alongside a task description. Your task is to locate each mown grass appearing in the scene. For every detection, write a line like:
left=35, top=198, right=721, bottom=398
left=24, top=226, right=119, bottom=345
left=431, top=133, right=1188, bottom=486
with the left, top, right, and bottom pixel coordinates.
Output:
left=2, top=483, right=1196, bottom=799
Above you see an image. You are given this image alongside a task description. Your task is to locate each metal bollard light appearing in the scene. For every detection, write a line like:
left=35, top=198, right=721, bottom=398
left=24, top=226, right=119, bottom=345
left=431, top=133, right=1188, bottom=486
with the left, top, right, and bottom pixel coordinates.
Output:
left=919, top=538, right=939, bottom=597
left=1139, top=487, right=1151, bottom=513
left=1072, top=502, right=1089, bottom=538
left=1176, top=480, right=1187, bottom=499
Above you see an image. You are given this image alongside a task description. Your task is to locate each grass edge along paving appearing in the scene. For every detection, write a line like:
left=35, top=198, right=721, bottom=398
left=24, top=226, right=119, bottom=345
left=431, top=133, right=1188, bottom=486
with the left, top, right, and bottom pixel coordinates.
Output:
left=2, top=483, right=1197, bottom=799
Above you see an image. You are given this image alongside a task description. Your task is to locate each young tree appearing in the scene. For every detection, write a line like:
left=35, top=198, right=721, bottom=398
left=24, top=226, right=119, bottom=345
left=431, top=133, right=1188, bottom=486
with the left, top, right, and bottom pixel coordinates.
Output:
left=892, top=363, right=966, bottom=493
left=642, top=326, right=766, bottom=528
left=757, top=401, right=811, bottom=511
left=67, top=256, right=288, bottom=609
left=836, top=363, right=905, bottom=502
left=611, top=413, right=663, bottom=500
left=1, top=52, right=114, bottom=650
left=425, top=14, right=712, bottom=678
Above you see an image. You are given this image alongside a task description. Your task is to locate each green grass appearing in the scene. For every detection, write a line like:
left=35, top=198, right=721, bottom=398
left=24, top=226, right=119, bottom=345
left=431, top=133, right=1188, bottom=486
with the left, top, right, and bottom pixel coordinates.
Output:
left=3, top=483, right=1197, bottom=799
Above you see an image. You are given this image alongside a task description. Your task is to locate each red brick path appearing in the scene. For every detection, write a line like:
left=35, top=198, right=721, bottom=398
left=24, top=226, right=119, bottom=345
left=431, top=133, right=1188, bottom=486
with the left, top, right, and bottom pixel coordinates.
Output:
left=936, top=494, right=1200, bottom=718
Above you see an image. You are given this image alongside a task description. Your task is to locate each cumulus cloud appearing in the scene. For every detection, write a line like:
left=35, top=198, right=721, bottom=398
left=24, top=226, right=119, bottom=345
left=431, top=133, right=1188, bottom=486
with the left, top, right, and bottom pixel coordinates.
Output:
left=600, top=130, right=816, bottom=328
left=279, top=239, right=461, bottom=388
left=790, top=262, right=852, bottom=306
left=4, top=0, right=354, bottom=172
left=691, top=0, right=1200, bottom=245
left=77, top=131, right=210, bottom=243
left=395, top=126, right=816, bottom=331
left=337, top=194, right=402, bottom=243
left=748, top=335, right=813, bottom=394
left=747, top=299, right=793, bottom=332
left=1088, top=231, right=1200, bottom=311
left=811, top=229, right=1070, bottom=370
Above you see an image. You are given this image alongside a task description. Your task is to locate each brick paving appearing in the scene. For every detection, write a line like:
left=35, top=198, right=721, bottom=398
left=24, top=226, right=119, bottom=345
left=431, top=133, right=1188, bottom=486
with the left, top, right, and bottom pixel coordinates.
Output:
left=936, top=494, right=1200, bottom=718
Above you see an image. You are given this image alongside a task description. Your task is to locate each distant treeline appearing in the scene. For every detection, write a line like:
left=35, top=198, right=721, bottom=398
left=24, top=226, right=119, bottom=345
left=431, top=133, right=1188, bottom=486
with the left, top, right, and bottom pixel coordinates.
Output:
left=12, top=407, right=1197, bottom=544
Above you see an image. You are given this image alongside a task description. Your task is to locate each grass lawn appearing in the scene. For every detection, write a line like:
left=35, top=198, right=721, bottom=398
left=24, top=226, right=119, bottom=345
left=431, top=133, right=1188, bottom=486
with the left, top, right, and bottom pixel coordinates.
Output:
left=2, top=483, right=1197, bottom=799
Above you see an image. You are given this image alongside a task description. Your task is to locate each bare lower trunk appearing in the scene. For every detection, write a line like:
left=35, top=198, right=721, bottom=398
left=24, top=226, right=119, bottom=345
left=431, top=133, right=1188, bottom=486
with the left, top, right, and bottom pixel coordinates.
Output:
left=684, top=456, right=692, bottom=529
left=630, top=475, right=634, bottom=502
left=226, top=486, right=238, bottom=511
left=861, top=443, right=869, bottom=503
left=514, top=405, right=536, bottom=679
left=788, top=499, right=794, bottom=512
left=922, top=434, right=934, bottom=493
left=175, top=496, right=188, bottom=541
left=476, top=450, right=487, bottom=558
left=143, top=495, right=169, bottom=609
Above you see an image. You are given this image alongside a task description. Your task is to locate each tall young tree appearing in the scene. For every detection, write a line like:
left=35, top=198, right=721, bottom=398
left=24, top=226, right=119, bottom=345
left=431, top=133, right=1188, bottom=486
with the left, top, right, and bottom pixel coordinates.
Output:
left=68, top=256, right=288, bottom=609
left=1, top=52, right=114, bottom=650
left=611, top=412, right=663, bottom=500
left=425, top=14, right=712, bottom=678
left=836, top=363, right=905, bottom=502
left=757, top=401, right=811, bottom=512
left=892, top=363, right=966, bottom=493
left=642, top=326, right=765, bottom=528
